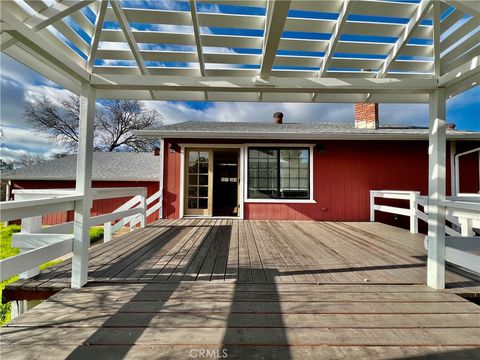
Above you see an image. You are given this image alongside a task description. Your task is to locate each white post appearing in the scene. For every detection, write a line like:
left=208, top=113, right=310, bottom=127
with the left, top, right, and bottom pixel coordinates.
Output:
left=427, top=88, right=447, bottom=290
left=459, top=217, right=474, bottom=237
left=409, top=192, right=419, bottom=234
left=14, top=193, right=41, bottom=279
left=370, top=191, right=375, bottom=222
left=19, top=216, right=42, bottom=279
left=140, top=188, right=147, bottom=228
left=158, top=139, right=164, bottom=219
left=71, top=83, right=95, bottom=289
left=103, top=221, right=112, bottom=242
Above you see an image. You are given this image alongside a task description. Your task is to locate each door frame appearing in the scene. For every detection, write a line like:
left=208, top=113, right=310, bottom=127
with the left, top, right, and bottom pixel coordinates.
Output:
left=179, top=143, right=245, bottom=219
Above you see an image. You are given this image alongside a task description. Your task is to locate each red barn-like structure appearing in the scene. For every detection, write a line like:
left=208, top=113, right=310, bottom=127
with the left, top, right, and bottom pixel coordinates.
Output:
left=3, top=152, right=161, bottom=225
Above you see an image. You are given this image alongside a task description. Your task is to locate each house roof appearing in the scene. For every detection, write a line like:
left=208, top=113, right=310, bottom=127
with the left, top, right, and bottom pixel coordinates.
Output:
left=2, top=152, right=160, bottom=182
left=136, top=122, right=480, bottom=141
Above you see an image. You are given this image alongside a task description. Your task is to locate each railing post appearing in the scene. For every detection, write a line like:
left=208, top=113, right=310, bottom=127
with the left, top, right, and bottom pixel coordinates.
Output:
left=140, top=188, right=147, bottom=228
left=409, top=192, right=419, bottom=234
left=459, top=217, right=474, bottom=237
left=18, top=216, right=41, bottom=279
left=72, top=83, right=96, bottom=289
left=103, top=221, right=112, bottom=242
left=427, top=88, right=446, bottom=290
left=370, top=191, right=375, bottom=222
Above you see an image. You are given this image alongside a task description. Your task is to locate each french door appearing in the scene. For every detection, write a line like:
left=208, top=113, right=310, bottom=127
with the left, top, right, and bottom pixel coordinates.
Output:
left=184, top=149, right=213, bottom=216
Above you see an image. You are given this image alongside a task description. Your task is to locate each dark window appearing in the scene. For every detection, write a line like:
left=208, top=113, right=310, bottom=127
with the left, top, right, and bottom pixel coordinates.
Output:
left=248, top=147, right=310, bottom=200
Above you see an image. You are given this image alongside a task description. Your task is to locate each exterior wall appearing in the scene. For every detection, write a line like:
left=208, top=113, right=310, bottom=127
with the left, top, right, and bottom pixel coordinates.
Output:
left=11, top=180, right=160, bottom=225
left=163, top=139, right=479, bottom=230
left=456, top=142, right=479, bottom=194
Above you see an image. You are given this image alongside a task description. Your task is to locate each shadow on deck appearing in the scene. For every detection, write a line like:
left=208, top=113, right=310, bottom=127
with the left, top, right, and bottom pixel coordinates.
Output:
left=4, top=219, right=480, bottom=303
left=2, top=219, right=480, bottom=359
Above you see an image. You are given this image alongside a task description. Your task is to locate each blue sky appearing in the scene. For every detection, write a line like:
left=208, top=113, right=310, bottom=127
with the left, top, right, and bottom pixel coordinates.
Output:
left=0, top=0, right=479, bottom=161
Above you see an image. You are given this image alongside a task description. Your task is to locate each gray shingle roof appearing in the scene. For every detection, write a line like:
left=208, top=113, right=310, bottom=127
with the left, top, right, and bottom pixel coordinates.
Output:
left=137, top=121, right=480, bottom=140
left=2, top=152, right=160, bottom=181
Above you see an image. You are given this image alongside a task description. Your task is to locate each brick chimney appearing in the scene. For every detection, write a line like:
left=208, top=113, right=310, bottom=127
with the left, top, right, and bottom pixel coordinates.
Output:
left=354, top=103, right=378, bottom=129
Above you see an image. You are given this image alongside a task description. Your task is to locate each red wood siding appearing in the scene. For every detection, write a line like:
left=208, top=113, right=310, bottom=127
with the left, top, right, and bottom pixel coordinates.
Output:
left=162, top=139, right=478, bottom=229
left=163, top=140, right=182, bottom=219
left=11, top=180, right=159, bottom=225
left=456, top=142, right=479, bottom=194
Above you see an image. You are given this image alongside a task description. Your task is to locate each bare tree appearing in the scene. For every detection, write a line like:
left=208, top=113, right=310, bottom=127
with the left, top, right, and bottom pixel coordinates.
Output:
left=24, top=95, right=162, bottom=152
left=24, top=94, right=82, bottom=150
left=97, top=100, right=159, bottom=152
left=14, top=153, right=44, bottom=168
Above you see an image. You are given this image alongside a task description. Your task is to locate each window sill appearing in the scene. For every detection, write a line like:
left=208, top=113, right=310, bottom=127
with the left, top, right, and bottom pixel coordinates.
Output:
left=244, top=199, right=317, bottom=204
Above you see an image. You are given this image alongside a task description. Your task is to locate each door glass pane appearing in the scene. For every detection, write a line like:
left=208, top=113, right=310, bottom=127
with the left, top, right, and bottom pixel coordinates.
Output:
left=198, top=198, right=208, bottom=209
left=199, top=175, right=208, bottom=185
left=186, top=150, right=210, bottom=211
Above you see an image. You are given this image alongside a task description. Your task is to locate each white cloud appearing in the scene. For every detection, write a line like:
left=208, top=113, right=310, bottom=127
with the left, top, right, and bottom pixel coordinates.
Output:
left=145, top=101, right=355, bottom=125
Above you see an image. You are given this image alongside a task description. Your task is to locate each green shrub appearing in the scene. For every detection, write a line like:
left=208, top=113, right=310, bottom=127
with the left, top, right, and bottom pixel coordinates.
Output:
left=89, top=227, right=104, bottom=243
left=0, top=225, right=104, bottom=326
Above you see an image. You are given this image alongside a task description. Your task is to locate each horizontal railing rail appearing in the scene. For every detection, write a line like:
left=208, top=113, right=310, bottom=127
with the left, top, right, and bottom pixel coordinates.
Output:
left=0, top=187, right=151, bottom=282
left=371, top=190, right=479, bottom=275
left=104, top=189, right=161, bottom=241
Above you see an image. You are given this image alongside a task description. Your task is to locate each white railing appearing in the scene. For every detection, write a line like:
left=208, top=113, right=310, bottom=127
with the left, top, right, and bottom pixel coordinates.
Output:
left=370, top=190, right=420, bottom=233
left=371, top=190, right=480, bottom=274
left=0, top=187, right=150, bottom=282
left=103, top=189, right=162, bottom=242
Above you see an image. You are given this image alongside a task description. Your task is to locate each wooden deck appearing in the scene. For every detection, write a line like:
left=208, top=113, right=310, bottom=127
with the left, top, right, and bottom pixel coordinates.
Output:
left=4, top=219, right=480, bottom=298
left=2, top=220, right=480, bottom=359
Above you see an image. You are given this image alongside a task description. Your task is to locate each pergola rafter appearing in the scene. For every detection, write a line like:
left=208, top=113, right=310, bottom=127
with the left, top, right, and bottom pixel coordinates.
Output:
left=25, top=0, right=96, bottom=31
left=377, top=0, right=434, bottom=78
left=0, top=0, right=477, bottom=102
left=109, top=0, right=156, bottom=100
left=189, top=0, right=206, bottom=77
left=87, top=0, right=107, bottom=72
left=318, top=0, right=353, bottom=78
left=259, top=0, right=291, bottom=79
left=444, top=0, right=480, bottom=19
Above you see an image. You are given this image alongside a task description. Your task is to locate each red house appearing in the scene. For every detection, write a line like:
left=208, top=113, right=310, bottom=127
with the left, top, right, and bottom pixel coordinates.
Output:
left=137, top=104, right=479, bottom=229
left=3, top=152, right=161, bottom=225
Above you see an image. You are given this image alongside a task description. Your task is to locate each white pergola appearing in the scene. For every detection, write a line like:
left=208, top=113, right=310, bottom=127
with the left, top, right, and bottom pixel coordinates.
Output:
left=0, top=0, right=479, bottom=289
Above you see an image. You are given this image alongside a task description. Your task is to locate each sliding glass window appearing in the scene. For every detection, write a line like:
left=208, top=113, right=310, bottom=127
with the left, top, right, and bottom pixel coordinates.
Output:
left=248, top=147, right=310, bottom=200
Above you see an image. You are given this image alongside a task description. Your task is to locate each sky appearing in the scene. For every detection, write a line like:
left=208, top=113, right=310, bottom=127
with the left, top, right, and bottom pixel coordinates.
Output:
left=0, top=0, right=479, bottom=162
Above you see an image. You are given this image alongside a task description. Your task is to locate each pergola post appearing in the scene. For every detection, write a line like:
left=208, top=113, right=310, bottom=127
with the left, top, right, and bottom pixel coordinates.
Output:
left=427, top=88, right=447, bottom=289
left=71, top=83, right=96, bottom=289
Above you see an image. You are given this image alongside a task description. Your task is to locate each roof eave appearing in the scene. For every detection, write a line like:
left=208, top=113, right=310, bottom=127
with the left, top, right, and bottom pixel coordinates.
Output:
left=135, top=130, right=480, bottom=141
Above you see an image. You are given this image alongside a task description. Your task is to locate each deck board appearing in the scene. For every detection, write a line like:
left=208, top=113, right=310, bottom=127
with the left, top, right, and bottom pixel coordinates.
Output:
left=3, top=220, right=480, bottom=358
left=4, top=219, right=480, bottom=296
left=2, top=281, right=480, bottom=359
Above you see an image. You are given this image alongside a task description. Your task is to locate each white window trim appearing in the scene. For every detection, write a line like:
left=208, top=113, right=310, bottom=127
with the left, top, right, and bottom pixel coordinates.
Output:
left=243, top=143, right=316, bottom=204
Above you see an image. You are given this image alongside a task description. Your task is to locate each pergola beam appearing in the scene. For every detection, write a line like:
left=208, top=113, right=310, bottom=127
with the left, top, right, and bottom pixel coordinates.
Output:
left=0, top=6, right=89, bottom=82
left=90, top=74, right=438, bottom=93
left=259, top=0, right=291, bottom=79
left=377, top=0, right=433, bottom=78
left=87, top=0, right=108, bottom=72
left=25, top=0, right=96, bottom=31
left=318, top=0, right=352, bottom=78
left=189, top=0, right=206, bottom=77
